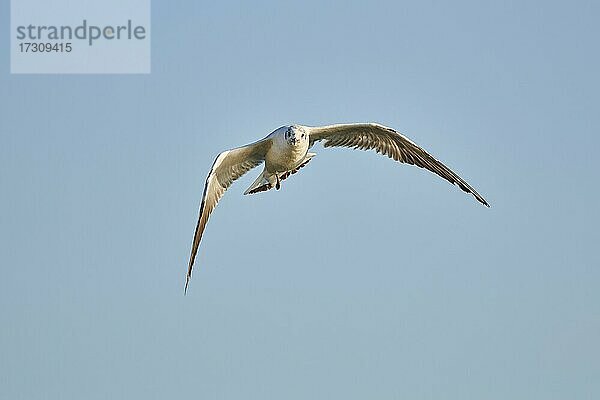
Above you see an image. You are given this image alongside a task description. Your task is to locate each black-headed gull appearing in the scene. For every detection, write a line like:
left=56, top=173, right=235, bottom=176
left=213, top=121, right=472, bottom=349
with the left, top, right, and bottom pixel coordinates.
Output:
left=185, top=123, right=489, bottom=292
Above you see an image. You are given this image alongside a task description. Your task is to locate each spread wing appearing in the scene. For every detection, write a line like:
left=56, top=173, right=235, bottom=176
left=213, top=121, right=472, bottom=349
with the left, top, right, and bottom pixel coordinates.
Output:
left=307, top=123, right=489, bottom=207
left=185, top=138, right=272, bottom=293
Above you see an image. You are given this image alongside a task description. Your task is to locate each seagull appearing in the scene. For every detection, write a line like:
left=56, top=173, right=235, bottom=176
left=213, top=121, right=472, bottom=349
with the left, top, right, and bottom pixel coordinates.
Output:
left=185, top=123, right=489, bottom=292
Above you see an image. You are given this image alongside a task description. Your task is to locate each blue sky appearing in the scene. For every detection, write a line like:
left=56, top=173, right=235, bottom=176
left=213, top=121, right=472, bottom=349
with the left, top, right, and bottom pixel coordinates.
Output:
left=1, top=1, right=599, bottom=399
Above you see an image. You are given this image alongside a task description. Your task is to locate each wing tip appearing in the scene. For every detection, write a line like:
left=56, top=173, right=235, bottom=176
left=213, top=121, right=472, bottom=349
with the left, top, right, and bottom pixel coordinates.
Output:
left=184, top=255, right=195, bottom=295
left=184, top=273, right=191, bottom=295
left=477, top=195, right=490, bottom=208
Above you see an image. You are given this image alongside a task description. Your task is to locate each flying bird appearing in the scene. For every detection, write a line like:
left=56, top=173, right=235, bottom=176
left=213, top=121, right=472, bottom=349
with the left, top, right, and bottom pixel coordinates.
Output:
left=185, top=123, right=489, bottom=292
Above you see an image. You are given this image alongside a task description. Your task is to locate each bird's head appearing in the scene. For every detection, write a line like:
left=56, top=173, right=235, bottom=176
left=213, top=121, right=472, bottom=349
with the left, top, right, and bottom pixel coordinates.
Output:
left=284, top=125, right=308, bottom=146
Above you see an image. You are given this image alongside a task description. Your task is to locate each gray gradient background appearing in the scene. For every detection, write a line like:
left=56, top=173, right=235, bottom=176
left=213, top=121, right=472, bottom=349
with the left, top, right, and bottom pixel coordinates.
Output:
left=1, top=1, right=599, bottom=399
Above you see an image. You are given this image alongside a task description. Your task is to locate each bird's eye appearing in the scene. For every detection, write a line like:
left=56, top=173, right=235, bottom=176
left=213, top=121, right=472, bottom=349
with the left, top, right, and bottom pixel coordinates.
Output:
left=302, top=134, right=305, bottom=138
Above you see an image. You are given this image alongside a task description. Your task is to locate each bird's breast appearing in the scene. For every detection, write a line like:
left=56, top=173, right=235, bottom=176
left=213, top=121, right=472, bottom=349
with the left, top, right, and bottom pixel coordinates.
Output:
left=265, top=140, right=308, bottom=172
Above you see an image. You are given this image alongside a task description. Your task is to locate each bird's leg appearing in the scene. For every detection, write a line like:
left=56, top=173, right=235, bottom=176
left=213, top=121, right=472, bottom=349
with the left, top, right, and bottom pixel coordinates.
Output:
left=275, top=173, right=281, bottom=190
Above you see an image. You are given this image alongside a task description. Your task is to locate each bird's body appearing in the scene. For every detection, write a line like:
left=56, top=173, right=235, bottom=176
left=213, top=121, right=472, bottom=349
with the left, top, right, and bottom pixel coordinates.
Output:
left=185, top=123, right=489, bottom=292
left=265, top=126, right=309, bottom=172
left=243, top=126, right=313, bottom=194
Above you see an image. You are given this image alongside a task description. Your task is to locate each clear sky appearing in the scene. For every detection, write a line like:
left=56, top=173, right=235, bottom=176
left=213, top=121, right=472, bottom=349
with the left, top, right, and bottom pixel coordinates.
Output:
left=1, top=1, right=599, bottom=399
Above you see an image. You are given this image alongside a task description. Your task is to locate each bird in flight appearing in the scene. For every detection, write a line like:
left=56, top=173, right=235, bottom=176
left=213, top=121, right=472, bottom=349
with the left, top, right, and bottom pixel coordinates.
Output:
left=185, top=123, right=489, bottom=293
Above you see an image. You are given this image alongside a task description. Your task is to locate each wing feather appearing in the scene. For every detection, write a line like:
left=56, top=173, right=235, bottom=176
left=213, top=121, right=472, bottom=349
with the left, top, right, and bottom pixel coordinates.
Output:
left=308, top=123, right=489, bottom=207
left=185, top=138, right=272, bottom=293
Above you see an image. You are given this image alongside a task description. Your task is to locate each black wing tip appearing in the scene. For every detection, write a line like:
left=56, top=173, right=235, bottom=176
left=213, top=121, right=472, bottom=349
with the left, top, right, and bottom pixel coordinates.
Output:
left=477, top=195, right=490, bottom=208
left=184, top=257, right=194, bottom=295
